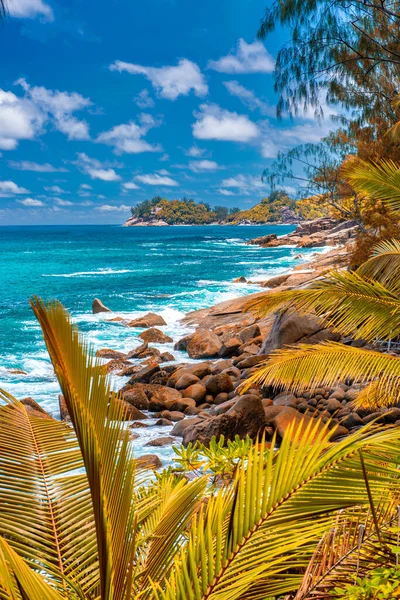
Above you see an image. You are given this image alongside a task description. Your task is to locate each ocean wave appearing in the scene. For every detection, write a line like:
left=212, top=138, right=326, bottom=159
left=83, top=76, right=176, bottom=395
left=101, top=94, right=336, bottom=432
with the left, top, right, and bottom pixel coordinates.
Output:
left=43, top=268, right=137, bottom=278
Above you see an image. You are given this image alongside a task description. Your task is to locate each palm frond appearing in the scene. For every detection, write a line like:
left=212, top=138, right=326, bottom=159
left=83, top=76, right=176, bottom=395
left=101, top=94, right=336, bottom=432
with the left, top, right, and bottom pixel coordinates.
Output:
left=342, top=158, right=400, bottom=214
left=295, top=504, right=399, bottom=599
left=154, top=425, right=400, bottom=600
left=357, top=239, right=400, bottom=294
left=245, top=270, right=400, bottom=342
left=0, top=388, right=96, bottom=597
left=30, top=298, right=137, bottom=600
left=241, top=341, right=400, bottom=408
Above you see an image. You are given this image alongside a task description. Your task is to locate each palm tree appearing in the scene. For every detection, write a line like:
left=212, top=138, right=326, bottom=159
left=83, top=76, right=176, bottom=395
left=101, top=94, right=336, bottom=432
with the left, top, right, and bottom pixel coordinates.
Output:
left=243, top=159, right=400, bottom=410
left=0, top=298, right=400, bottom=598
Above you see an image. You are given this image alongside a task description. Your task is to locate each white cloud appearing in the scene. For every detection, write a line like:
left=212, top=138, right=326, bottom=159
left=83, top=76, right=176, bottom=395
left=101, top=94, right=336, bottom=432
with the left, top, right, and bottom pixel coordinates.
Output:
left=45, top=185, right=65, bottom=193
left=16, top=78, right=91, bottom=141
left=122, top=181, right=140, bottom=191
left=18, top=197, right=45, bottom=206
left=110, top=58, right=208, bottom=101
left=0, top=180, right=30, bottom=197
left=135, top=173, right=179, bottom=186
left=193, top=104, right=259, bottom=142
left=96, top=204, right=130, bottom=212
left=9, top=160, right=68, bottom=172
left=135, top=89, right=154, bottom=109
left=223, top=81, right=275, bottom=116
left=217, top=188, right=236, bottom=196
left=185, top=145, right=205, bottom=158
left=189, top=159, right=219, bottom=172
left=219, top=174, right=267, bottom=196
left=80, top=183, right=92, bottom=189
left=159, top=153, right=169, bottom=162
left=8, top=0, right=54, bottom=21
left=54, top=198, right=73, bottom=206
left=97, top=114, right=161, bottom=154
left=75, top=153, right=121, bottom=181
left=0, top=80, right=92, bottom=150
left=209, top=39, right=275, bottom=74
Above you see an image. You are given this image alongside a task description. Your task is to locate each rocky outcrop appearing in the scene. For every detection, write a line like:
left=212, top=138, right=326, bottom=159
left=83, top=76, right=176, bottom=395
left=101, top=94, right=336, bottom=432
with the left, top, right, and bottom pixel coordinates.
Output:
left=186, top=330, right=222, bottom=359
left=92, top=298, right=112, bottom=314
left=138, top=328, right=173, bottom=344
left=127, top=312, right=167, bottom=328
left=96, top=348, right=127, bottom=359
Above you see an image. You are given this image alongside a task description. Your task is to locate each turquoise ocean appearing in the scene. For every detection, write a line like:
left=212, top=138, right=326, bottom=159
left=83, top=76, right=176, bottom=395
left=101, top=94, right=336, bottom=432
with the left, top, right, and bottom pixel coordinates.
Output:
left=0, top=224, right=324, bottom=459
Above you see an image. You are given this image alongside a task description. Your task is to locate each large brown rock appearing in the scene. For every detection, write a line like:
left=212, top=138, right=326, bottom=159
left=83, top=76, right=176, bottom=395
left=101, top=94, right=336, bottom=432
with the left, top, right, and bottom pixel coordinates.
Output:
left=127, top=312, right=167, bottom=328
left=149, top=386, right=182, bottom=412
left=128, top=361, right=161, bottom=384
left=122, top=386, right=150, bottom=410
left=187, top=330, right=222, bottom=359
left=183, top=383, right=207, bottom=404
left=205, top=372, right=234, bottom=396
left=171, top=417, right=204, bottom=436
left=21, top=397, right=52, bottom=420
left=136, top=454, right=162, bottom=470
left=115, top=398, right=148, bottom=420
left=92, top=298, right=112, bottom=314
left=182, top=394, right=266, bottom=446
left=167, top=363, right=211, bottom=388
left=58, top=394, right=70, bottom=422
left=272, top=407, right=325, bottom=442
left=126, top=342, right=148, bottom=359
left=96, top=348, right=127, bottom=359
left=175, top=373, right=200, bottom=390
left=165, top=397, right=196, bottom=412
left=139, top=328, right=173, bottom=344
left=238, top=324, right=261, bottom=344
left=261, top=309, right=340, bottom=354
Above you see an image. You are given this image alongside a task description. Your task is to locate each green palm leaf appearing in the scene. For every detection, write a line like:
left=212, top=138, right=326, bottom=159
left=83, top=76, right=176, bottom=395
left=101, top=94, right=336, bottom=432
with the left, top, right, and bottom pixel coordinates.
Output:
left=342, top=158, right=400, bottom=214
left=153, top=425, right=400, bottom=600
left=245, top=270, right=400, bottom=342
left=242, top=341, right=400, bottom=409
left=357, top=239, right=400, bottom=294
left=0, top=388, right=96, bottom=597
left=30, top=298, right=137, bottom=600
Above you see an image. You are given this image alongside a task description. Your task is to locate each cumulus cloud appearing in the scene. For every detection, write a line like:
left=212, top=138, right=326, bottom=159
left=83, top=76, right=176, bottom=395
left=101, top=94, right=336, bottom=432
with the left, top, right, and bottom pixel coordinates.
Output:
left=0, top=180, right=30, bottom=197
left=189, top=159, right=219, bottom=172
left=135, top=89, right=154, bottom=109
left=9, top=160, right=68, bottom=172
left=223, top=81, right=275, bottom=116
left=185, top=145, right=205, bottom=158
left=135, top=173, right=179, bottom=186
left=96, top=204, right=130, bottom=212
left=192, top=104, right=259, bottom=142
left=97, top=114, right=162, bottom=154
left=0, top=80, right=92, bottom=150
left=18, top=197, right=45, bottom=206
left=217, top=188, right=236, bottom=196
left=44, top=185, right=65, bottom=193
left=54, top=198, right=73, bottom=206
left=208, top=39, right=275, bottom=74
left=219, top=174, right=268, bottom=196
left=75, top=153, right=121, bottom=181
left=122, top=181, right=140, bottom=191
left=8, top=0, right=53, bottom=21
left=110, top=58, right=208, bottom=100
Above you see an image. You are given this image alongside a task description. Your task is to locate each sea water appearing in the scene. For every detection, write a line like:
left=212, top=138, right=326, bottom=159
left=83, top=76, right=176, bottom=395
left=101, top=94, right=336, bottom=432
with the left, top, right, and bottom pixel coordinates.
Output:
left=0, top=224, right=322, bottom=462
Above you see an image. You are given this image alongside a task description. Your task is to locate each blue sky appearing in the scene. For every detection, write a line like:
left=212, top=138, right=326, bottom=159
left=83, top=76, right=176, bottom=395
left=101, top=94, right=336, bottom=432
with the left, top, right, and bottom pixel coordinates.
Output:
left=0, top=0, right=336, bottom=224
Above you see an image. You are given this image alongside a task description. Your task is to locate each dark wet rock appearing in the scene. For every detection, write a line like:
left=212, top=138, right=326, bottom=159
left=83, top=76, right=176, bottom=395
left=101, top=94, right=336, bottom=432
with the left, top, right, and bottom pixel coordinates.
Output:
left=329, top=425, right=349, bottom=440
left=175, top=373, right=200, bottom=390
left=138, top=328, right=173, bottom=344
left=184, top=406, right=203, bottom=415
left=174, top=334, right=193, bottom=351
left=160, top=410, right=185, bottom=422
left=166, top=397, right=196, bottom=412
left=205, top=372, right=234, bottom=396
left=58, top=394, right=70, bottom=422
left=183, top=383, right=207, bottom=404
left=122, top=386, right=150, bottom=410
left=115, top=398, right=148, bottom=421
left=235, top=355, right=268, bottom=369
left=326, top=398, right=343, bottom=413
left=182, top=394, right=266, bottom=447
left=272, top=407, right=326, bottom=442
left=214, top=392, right=229, bottom=405
left=126, top=342, right=148, bottom=359
left=92, top=298, right=112, bottom=314
left=341, top=412, right=364, bottom=429
left=218, top=337, right=242, bottom=357
left=273, top=394, right=299, bottom=408
left=160, top=351, right=175, bottom=362
left=155, top=418, right=173, bottom=426
left=129, top=421, right=149, bottom=429
left=150, top=370, right=170, bottom=385
left=171, top=417, right=203, bottom=437
left=128, top=361, right=160, bottom=384
left=105, top=359, right=132, bottom=373
left=127, top=312, right=167, bottom=328
left=238, top=324, right=261, bottom=344
left=148, top=387, right=182, bottom=412
left=234, top=276, right=247, bottom=283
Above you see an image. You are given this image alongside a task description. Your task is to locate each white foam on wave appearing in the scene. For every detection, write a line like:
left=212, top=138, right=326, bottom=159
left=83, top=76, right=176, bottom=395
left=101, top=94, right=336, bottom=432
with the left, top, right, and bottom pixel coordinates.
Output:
left=43, top=268, right=137, bottom=278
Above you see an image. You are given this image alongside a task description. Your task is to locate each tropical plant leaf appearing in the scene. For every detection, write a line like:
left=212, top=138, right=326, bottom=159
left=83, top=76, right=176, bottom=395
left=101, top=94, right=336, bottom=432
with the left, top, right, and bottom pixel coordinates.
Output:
left=357, top=239, right=400, bottom=294
left=342, top=158, right=400, bottom=214
left=153, top=425, right=400, bottom=600
left=240, top=341, right=400, bottom=409
left=30, top=297, right=137, bottom=600
left=295, top=504, right=400, bottom=599
left=0, top=388, right=96, bottom=598
left=244, top=270, right=400, bottom=342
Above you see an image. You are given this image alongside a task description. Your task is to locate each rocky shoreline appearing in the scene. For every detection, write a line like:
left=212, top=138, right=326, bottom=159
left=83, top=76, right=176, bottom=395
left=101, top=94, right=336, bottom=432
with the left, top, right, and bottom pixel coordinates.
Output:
left=21, top=217, right=397, bottom=469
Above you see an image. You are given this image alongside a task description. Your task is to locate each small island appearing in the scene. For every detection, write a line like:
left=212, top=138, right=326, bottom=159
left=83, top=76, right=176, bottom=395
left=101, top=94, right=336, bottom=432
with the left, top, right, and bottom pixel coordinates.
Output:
left=123, top=192, right=329, bottom=226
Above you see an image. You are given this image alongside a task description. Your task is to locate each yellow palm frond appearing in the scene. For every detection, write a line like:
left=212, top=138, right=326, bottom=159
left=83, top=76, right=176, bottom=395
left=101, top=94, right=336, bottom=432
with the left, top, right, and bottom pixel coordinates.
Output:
left=241, top=341, right=400, bottom=409
left=342, top=158, right=400, bottom=214
left=0, top=535, right=65, bottom=600
left=30, top=298, right=137, bottom=600
left=0, top=388, right=96, bottom=597
left=245, top=270, right=400, bottom=342
left=357, top=238, right=400, bottom=294
left=153, top=425, right=400, bottom=600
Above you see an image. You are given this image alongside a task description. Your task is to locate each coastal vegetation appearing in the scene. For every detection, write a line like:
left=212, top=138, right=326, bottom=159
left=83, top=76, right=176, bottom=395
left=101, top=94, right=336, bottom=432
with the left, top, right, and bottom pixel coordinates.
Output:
left=2, top=299, right=400, bottom=599
left=127, top=193, right=329, bottom=225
